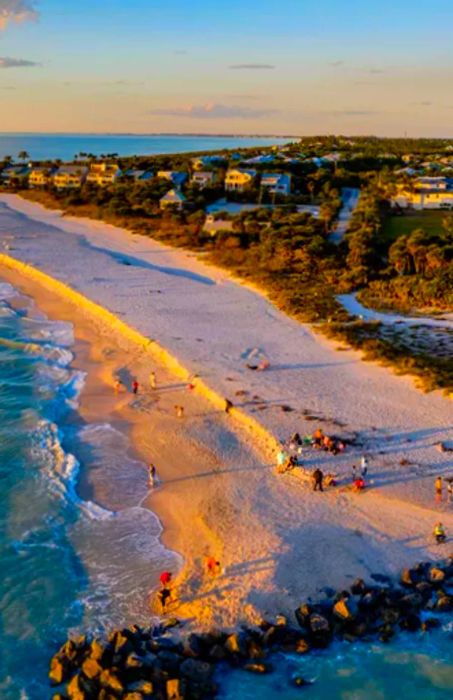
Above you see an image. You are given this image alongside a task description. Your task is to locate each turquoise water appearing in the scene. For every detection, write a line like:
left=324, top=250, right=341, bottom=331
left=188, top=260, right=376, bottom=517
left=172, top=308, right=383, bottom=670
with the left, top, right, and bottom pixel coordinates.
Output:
left=0, top=133, right=290, bottom=162
left=221, top=630, right=453, bottom=699
left=0, top=281, right=179, bottom=698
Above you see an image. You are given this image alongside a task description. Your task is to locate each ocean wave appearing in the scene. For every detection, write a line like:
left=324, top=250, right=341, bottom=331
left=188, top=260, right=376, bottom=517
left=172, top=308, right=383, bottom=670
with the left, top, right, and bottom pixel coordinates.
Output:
left=31, top=418, right=113, bottom=522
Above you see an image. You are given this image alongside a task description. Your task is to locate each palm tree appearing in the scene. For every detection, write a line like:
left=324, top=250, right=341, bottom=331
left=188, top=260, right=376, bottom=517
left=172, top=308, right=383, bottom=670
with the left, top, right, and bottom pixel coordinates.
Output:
left=18, top=150, right=30, bottom=162
left=2, top=155, right=13, bottom=166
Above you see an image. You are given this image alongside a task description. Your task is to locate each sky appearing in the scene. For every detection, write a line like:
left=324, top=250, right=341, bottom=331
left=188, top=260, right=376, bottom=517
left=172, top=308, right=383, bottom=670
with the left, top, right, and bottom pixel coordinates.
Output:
left=0, top=0, right=452, bottom=136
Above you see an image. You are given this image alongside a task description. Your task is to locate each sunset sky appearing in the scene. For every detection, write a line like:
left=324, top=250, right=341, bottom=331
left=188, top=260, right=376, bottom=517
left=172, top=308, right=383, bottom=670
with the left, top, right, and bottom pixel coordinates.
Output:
left=1, top=0, right=452, bottom=136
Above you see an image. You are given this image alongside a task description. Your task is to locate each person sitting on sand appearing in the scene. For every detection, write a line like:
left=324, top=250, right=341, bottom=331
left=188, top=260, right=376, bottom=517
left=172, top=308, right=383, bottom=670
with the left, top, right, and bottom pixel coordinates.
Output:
left=174, top=405, right=184, bottom=418
left=312, top=468, right=324, bottom=492
left=324, top=473, right=337, bottom=488
left=433, top=522, right=446, bottom=544
left=312, top=428, right=324, bottom=447
left=277, top=449, right=288, bottom=469
left=257, top=358, right=270, bottom=371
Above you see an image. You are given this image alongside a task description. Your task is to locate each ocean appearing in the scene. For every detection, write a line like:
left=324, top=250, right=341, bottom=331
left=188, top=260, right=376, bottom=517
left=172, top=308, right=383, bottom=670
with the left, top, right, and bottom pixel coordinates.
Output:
left=0, top=133, right=291, bottom=162
left=0, top=281, right=179, bottom=699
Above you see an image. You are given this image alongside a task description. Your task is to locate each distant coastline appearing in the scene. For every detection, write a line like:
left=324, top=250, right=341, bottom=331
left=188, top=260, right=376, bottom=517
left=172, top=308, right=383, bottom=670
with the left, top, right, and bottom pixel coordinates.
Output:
left=0, top=133, right=291, bottom=162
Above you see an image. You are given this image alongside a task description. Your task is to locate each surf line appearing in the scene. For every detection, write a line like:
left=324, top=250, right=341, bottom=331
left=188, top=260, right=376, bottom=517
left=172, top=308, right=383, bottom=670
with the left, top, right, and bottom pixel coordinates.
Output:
left=0, top=253, right=279, bottom=455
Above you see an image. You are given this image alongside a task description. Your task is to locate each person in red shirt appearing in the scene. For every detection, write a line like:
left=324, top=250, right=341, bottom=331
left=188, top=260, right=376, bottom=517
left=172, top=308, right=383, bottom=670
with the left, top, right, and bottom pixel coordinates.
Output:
left=159, top=571, right=172, bottom=587
left=132, top=380, right=139, bottom=395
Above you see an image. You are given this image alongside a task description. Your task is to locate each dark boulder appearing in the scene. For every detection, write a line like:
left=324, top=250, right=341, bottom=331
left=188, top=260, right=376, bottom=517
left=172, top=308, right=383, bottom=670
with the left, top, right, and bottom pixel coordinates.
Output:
left=333, top=597, right=358, bottom=621
left=351, top=578, right=367, bottom=595
left=436, top=595, right=452, bottom=612
left=428, top=567, right=446, bottom=585
left=180, top=658, right=213, bottom=684
left=400, top=568, right=420, bottom=587
left=294, top=604, right=312, bottom=630
left=399, top=613, right=421, bottom=632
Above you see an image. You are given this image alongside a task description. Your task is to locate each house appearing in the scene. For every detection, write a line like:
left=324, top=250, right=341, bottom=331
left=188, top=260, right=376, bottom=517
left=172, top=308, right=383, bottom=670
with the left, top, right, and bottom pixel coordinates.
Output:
left=123, top=169, right=154, bottom=181
left=159, top=189, right=187, bottom=210
left=191, top=155, right=226, bottom=171
left=203, top=214, right=234, bottom=236
left=391, top=179, right=453, bottom=209
left=0, top=164, right=31, bottom=186
left=242, top=154, right=275, bottom=165
left=86, top=162, right=121, bottom=186
left=225, top=168, right=257, bottom=192
left=191, top=171, right=216, bottom=189
left=157, top=170, right=188, bottom=189
left=53, top=165, right=88, bottom=189
left=260, top=173, right=292, bottom=196
left=29, top=166, right=55, bottom=187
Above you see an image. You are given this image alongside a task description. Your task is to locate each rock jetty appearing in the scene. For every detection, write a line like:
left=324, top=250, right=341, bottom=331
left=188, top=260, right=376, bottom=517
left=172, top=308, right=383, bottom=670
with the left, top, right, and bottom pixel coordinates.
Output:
left=50, top=557, right=453, bottom=699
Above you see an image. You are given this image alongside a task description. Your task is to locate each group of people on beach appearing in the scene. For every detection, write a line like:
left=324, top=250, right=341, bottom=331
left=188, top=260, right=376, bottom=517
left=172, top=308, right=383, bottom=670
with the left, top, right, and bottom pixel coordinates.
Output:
left=155, top=556, right=222, bottom=612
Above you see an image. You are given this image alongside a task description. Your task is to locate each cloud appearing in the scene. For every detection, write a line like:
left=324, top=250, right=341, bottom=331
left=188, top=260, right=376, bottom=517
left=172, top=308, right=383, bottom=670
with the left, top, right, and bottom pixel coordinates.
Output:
left=328, top=61, right=344, bottom=67
left=0, top=56, right=39, bottom=68
left=331, top=110, right=381, bottom=116
left=229, top=63, right=275, bottom=70
left=149, top=102, right=276, bottom=119
left=0, top=0, right=38, bottom=30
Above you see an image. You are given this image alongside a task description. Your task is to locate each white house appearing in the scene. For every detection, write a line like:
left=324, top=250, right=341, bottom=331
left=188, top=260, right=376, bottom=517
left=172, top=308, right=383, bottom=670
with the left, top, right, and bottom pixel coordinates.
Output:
left=191, top=171, right=215, bottom=189
left=260, top=173, right=292, bottom=196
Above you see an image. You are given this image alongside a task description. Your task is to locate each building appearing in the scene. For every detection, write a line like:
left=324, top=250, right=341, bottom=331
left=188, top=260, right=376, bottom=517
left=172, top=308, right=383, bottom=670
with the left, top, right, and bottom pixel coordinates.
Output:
left=191, top=171, right=216, bottom=189
left=29, top=166, right=55, bottom=187
left=159, top=189, right=187, bottom=210
left=260, top=173, right=292, bottom=196
left=157, top=171, right=188, bottom=189
left=123, top=169, right=154, bottom=181
left=53, top=165, right=88, bottom=189
left=225, top=168, right=257, bottom=192
left=203, top=214, right=234, bottom=236
left=191, top=155, right=226, bottom=171
left=86, top=162, right=121, bottom=186
left=0, top=164, right=31, bottom=186
left=242, top=154, right=275, bottom=165
left=392, top=179, right=453, bottom=210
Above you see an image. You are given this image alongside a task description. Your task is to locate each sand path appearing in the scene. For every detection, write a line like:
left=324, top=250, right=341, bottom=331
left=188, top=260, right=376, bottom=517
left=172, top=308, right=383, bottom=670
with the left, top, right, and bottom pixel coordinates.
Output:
left=0, top=194, right=452, bottom=629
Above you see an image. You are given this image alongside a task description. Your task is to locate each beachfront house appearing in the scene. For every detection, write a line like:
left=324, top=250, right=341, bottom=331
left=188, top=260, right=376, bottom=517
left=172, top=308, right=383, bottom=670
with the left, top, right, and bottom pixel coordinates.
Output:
left=157, top=171, right=188, bottom=189
left=391, top=177, right=453, bottom=209
left=159, top=189, right=187, bottom=211
left=0, top=164, right=31, bottom=186
left=86, top=162, right=122, bottom=186
left=191, top=171, right=216, bottom=189
left=260, top=173, right=292, bottom=196
left=29, top=166, right=56, bottom=187
left=225, top=168, right=257, bottom=192
left=53, top=165, right=88, bottom=190
left=203, top=214, right=234, bottom=236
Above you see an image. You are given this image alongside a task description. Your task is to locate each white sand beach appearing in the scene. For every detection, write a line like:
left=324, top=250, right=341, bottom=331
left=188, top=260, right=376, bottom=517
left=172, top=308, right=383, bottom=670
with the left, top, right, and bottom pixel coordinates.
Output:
left=0, top=193, right=452, bottom=629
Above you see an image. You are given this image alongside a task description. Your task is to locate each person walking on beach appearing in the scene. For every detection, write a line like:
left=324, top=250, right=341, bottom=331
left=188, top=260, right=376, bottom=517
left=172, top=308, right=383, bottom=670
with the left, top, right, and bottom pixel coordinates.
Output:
left=361, top=455, right=368, bottom=477
left=175, top=405, right=184, bottom=418
left=132, top=380, right=139, bottom=395
left=435, top=476, right=443, bottom=502
left=447, top=479, right=453, bottom=503
left=277, top=448, right=288, bottom=472
left=149, top=371, right=156, bottom=390
left=225, top=398, right=233, bottom=414
left=313, top=468, right=324, bottom=492
left=159, top=571, right=172, bottom=587
left=148, top=464, right=157, bottom=488
left=352, top=464, right=357, bottom=482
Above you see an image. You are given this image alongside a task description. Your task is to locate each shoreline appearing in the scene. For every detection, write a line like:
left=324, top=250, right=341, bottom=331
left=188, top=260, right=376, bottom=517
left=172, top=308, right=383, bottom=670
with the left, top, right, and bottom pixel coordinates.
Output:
left=1, top=195, right=453, bottom=636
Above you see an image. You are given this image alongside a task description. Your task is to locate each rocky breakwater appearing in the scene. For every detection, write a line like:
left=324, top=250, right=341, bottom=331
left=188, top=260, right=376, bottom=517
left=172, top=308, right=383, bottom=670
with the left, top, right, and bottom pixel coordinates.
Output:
left=49, top=557, right=453, bottom=699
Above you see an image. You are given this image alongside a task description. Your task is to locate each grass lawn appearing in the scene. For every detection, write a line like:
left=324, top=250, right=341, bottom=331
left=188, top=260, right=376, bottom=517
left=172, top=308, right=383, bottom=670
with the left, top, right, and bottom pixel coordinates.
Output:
left=380, top=210, right=446, bottom=246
